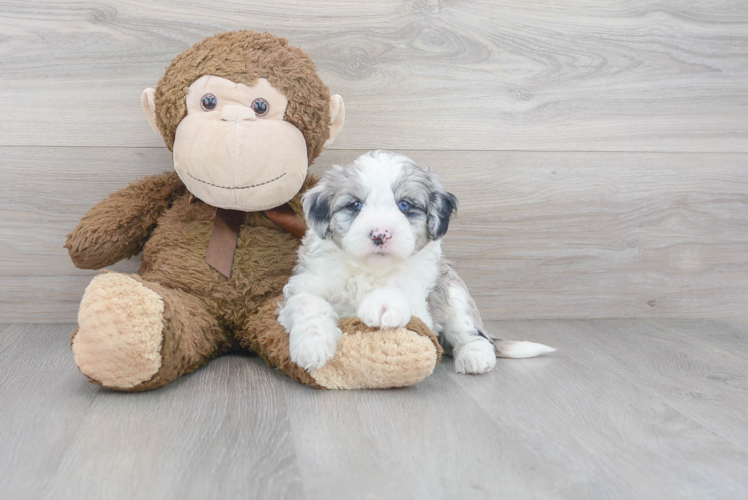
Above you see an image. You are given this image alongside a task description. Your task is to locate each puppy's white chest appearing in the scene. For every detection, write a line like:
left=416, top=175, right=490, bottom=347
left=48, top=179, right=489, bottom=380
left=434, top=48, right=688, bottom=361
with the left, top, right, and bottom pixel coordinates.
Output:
left=336, top=250, right=440, bottom=316
left=341, top=269, right=390, bottom=303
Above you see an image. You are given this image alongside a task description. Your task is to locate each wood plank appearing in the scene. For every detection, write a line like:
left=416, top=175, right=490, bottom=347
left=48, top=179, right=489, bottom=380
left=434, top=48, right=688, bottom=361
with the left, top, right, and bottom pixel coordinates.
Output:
left=710, top=317, right=748, bottom=359
left=0, top=324, right=101, bottom=499
left=283, top=361, right=583, bottom=499
left=2, top=147, right=746, bottom=321
left=635, top=319, right=748, bottom=448
left=0, top=0, right=746, bottom=151
left=458, top=319, right=748, bottom=498
left=642, top=317, right=748, bottom=361
left=484, top=318, right=748, bottom=452
left=0, top=324, right=10, bottom=343
left=436, top=150, right=748, bottom=319
left=2, top=321, right=748, bottom=498
left=43, top=354, right=304, bottom=500
left=574, top=319, right=748, bottom=450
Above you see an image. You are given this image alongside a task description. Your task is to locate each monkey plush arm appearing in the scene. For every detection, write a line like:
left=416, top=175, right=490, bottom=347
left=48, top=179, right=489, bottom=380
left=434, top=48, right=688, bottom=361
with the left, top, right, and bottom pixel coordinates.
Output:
left=65, top=171, right=186, bottom=269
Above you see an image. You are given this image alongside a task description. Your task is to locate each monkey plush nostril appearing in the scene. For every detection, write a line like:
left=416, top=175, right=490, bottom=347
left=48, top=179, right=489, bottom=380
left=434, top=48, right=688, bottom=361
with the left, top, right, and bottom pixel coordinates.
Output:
left=370, top=229, right=392, bottom=247
left=220, top=105, right=257, bottom=122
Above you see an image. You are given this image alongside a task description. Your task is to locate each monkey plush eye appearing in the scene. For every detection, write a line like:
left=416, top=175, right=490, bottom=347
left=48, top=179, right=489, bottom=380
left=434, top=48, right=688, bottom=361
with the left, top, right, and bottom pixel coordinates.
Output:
left=397, top=200, right=412, bottom=212
left=349, top=201, right=363, bottom=211
left=201, top=93, right=218, bottom=111
left=251, top=98, right=269, bottom=117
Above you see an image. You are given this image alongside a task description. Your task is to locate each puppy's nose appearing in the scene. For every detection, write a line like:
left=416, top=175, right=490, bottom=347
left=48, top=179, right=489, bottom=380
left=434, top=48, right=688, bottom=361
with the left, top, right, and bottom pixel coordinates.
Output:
left=220, top=105, right=257, bottom=122
left=370, top=229, right=392, bottom=246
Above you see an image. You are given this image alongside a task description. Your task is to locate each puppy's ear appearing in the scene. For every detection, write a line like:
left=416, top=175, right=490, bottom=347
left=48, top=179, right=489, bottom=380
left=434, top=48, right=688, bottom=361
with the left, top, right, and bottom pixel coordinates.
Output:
left=302, top=184, right=333, bottom=239
left=428, top=189, right=458, bottom=240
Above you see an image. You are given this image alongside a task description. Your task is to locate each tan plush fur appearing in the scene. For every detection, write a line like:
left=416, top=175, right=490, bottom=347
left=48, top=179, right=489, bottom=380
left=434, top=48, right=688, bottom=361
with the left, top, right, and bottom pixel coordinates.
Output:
left=73, top=273, right=164, bottom=388
left=245, top=299, right=442, bottom=389
left=65, top=31, right=441, bottom=391
left=310, top=318, right=442, bottom=390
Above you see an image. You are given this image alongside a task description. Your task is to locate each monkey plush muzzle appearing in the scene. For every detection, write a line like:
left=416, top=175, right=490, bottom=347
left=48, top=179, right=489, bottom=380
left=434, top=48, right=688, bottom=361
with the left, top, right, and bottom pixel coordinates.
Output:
left=171, top=75, right=309, bottom=211
left=173, top=116, right=308, bottom=211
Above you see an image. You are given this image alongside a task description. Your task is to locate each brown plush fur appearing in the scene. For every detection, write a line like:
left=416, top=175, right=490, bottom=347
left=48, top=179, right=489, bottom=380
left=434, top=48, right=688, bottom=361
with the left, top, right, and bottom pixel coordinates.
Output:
left=154, top=31, right=331, bottom=163
left=65, top=172, right=185, bottom=270
left=67, top=173, right=314, bottom=390
left=65, top=31, right=440, bottom=391
left=243, top=295, right=323, bottom=388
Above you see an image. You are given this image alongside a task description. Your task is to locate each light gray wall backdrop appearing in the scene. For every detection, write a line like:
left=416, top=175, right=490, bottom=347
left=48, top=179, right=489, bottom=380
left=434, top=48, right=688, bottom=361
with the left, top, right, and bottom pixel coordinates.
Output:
left=1, top=0, right=746, bottom=321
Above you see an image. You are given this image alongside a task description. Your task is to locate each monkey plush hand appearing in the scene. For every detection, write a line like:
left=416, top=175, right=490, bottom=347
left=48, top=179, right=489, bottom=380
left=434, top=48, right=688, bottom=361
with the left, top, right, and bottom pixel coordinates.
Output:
left=65, top=31, right=441, bottom=391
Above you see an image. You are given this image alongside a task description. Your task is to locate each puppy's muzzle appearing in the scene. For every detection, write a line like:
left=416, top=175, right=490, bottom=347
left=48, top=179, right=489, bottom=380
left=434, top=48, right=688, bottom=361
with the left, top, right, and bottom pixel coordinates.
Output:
left=370, top=229, right=392, bottom=247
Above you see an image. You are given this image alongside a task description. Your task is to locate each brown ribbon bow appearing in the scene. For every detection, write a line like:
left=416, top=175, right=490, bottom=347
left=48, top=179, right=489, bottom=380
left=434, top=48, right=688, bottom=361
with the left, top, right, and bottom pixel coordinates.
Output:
left=205, top=203, right=307, bottom=278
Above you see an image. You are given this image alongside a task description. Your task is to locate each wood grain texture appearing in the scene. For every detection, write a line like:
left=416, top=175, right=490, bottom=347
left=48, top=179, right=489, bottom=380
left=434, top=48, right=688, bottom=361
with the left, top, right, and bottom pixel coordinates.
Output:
left=284, top=366, right=575, bottom=499
left=1, top=1, right=746, bottom=320
left=0, top=0, right=746, bottom=151
left=490, top=318, right=748, bottom=454
left=620, top=319, right=748, bottom=451
left=460, top=318, right=748, bottom=498
left=0, top=324, right=101, bottom=499
left=43, top=355, right=304, bottom=500
left=2, top=321, right=748, bottom=499
left=0, top=324, right=304, bottom=500
left=680, top=317, right=748, bottom=360
left=2, top=147, right=746, bottom=322
left=0, top=324, right=10, bottom=342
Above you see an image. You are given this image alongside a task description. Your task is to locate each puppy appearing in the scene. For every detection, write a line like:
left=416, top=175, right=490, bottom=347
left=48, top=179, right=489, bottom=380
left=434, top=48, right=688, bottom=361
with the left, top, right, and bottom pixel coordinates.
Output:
left=278, top=151, right=555, bottom=373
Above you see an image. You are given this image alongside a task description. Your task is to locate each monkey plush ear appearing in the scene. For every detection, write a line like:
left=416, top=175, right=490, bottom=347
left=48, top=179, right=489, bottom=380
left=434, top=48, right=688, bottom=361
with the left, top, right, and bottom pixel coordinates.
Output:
left=323, top=94, right=345, bottom=147
left=141, top=88, right=160, bottom=135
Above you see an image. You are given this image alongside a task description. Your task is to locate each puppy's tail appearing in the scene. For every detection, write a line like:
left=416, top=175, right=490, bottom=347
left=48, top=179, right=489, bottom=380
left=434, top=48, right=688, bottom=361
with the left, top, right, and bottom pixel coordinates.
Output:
left=492, top=339, right=556, bottom=359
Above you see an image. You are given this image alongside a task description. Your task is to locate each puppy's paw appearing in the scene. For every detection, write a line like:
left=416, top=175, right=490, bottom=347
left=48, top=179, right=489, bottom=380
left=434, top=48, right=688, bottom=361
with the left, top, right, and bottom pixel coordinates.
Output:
left=380, top=302, right=411, bottom=329
left=289, top=320, right=342, bottom=371
left=357, top=291, right=411, bottom=329
left=455, top=340, right=497, bottom=374
left=357, top=299, right=385, bottom=328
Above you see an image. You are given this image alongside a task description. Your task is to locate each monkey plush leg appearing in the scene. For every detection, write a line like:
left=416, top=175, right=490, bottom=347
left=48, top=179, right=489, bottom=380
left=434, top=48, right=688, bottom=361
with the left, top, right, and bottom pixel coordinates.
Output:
left=238, top=297, right=442, bottom=389
left=71, top=272, right=229, bottom=392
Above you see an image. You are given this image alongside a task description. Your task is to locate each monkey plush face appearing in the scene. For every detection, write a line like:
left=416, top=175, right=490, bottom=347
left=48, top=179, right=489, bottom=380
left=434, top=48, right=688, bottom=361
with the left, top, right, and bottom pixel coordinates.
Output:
left=140, top=31, right=345, bottom=212
left=170, top=75, right=308, bottom=211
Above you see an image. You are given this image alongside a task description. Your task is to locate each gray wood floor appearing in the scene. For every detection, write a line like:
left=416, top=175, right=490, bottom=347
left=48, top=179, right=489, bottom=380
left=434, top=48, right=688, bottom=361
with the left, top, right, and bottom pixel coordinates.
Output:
left=2, top=320, right=747, bottom=499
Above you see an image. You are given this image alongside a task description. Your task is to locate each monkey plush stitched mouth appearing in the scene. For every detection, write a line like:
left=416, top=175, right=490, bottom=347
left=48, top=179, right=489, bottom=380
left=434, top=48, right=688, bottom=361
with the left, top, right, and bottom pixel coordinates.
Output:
left=173, top=75, right=307, bottom=211
left=141, top=64, right=344, bottom=212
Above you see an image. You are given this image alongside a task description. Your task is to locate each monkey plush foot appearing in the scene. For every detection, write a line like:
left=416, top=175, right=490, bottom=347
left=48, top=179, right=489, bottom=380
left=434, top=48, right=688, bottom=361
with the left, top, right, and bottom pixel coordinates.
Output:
left=309, top=318, right=442, bottom=389
left=72, top=273, right=165, bottom=389
left=72, top=273, right=229, bottom=392
left=243, top=297, right=442, bottom=389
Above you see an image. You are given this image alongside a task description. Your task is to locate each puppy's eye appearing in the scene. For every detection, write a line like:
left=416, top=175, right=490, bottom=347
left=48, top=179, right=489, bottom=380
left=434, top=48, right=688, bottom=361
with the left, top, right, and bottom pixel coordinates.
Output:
left=201, top=94, right=218, bottom=111
left=349, top=201, right=363, bottom=211
left=397, top=200, right=412, bottom=212
left=251, top=98, right=269, bottom=117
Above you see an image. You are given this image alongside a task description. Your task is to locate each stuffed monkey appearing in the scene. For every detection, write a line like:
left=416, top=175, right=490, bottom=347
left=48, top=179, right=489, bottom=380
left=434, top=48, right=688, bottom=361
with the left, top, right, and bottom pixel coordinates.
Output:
left=65, top=31, right=441, bottom=391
